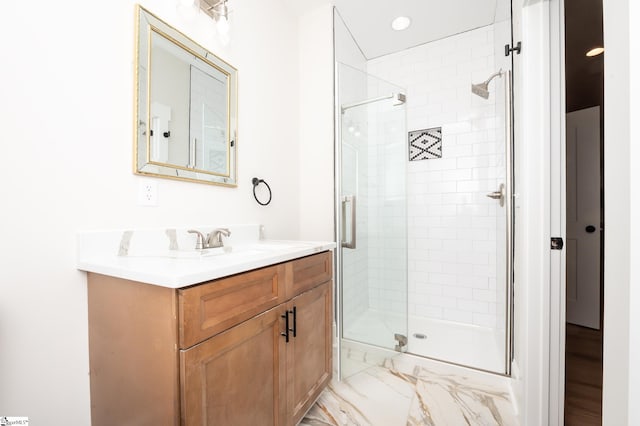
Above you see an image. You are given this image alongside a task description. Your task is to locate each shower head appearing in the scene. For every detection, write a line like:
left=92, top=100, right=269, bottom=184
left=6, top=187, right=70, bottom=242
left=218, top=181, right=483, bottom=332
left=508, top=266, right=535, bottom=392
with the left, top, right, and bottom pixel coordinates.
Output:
left=471, top=69, right=503, bottom=99
left=471, top=83, right=490, bottom=99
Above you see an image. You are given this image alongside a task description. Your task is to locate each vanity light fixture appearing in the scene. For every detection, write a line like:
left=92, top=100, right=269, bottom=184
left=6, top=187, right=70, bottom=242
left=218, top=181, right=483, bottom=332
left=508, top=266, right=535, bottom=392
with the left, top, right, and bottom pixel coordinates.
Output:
left=391, top=16, right=411, bottom=31
left=586, top=47, right=604, bottom=57
left=195, top=0, right=232, bottom=44
left=201, top=0, right=231, bottom=36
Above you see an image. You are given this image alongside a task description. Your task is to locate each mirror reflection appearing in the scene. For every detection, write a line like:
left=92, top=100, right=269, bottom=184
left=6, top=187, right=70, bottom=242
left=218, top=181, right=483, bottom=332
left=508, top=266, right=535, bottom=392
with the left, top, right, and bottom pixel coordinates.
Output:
left=135, top=5, right=238, bottom=186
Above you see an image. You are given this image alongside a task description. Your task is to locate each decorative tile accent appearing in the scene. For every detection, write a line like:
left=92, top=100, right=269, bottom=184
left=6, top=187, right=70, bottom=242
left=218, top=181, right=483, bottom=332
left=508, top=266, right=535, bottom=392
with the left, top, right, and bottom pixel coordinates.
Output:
left=409, top=127, right=443, bottom=161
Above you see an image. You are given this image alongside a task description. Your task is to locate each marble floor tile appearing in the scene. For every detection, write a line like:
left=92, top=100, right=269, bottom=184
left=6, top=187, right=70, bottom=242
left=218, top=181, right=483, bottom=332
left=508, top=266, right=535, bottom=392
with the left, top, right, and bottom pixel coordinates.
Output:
left=301, top=353, right=518, bottom=426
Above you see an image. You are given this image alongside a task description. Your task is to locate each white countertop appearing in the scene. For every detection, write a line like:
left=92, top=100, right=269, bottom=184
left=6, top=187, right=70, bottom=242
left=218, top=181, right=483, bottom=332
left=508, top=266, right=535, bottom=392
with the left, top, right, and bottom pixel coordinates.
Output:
left=76, top=226, right=335, bottom=288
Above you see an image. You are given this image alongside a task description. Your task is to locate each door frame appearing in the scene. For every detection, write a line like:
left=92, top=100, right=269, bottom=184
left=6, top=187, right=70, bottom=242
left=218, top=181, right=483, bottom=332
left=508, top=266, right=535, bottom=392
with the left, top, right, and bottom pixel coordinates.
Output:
left=516, top=0, right=567, bottom=423
left=512, top=0, right=565, bottom=423
left=549, top=0, right=567, bottom=424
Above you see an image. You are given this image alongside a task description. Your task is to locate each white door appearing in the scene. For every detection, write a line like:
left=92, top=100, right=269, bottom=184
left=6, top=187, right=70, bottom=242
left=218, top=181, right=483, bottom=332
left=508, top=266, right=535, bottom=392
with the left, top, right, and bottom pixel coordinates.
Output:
left=566, top=106, right=601, bottom=329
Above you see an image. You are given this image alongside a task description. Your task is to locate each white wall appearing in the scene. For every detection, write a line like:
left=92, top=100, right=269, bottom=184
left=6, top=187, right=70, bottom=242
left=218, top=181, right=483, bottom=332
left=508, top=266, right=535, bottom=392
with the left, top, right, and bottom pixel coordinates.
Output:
left=628, top=2, right=640, bottom=424
left=602, top=0, right=632, bottom=424
left=298, top=3, right=334, bottom=242
left=0, top=0, right=304, bottom=422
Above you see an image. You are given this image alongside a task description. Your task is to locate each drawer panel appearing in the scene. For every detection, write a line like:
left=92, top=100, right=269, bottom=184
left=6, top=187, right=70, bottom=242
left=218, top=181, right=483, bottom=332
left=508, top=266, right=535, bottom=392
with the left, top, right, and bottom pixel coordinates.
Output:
left=287, top=251, right=332, bottom=298
left=179, top=264, right=286, bottom=348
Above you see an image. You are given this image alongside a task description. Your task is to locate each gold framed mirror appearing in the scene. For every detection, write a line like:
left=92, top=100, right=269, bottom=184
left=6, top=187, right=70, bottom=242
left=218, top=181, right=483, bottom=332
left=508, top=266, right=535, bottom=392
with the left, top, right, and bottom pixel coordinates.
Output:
left=134, top=5, right=238, bottom=186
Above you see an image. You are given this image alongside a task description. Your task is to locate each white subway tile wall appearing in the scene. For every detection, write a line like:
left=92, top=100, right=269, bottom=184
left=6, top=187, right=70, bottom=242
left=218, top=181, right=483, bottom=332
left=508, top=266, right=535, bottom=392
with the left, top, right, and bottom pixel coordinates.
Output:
left=339, top=58, right=410, bottom=339
left=365, top=82, right=408, bottom=318
left=367, top=25, right=506, bottom=328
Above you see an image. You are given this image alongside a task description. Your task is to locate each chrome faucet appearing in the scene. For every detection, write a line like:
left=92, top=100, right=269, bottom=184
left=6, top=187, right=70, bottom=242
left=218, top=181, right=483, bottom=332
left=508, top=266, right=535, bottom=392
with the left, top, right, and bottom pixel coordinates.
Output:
left=207, top=228, right=231, bottom=248
left=187, top=228, right=231, bottom=250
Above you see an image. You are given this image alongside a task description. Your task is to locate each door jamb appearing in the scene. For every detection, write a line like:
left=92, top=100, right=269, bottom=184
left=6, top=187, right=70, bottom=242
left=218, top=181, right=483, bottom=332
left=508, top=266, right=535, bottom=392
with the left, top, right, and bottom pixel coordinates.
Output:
left=549, top=0, right=567, bottom=424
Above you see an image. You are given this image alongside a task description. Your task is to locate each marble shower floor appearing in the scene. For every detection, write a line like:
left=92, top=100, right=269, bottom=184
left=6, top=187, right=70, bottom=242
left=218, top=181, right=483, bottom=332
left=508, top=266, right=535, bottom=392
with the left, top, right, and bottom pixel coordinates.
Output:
left=300, top=352, right=519, bottom=426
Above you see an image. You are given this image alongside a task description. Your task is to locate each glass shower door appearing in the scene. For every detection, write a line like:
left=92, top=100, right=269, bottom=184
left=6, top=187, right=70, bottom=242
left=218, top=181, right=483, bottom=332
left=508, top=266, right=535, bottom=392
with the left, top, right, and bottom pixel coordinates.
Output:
left=337, top=63, right=408, bottom=377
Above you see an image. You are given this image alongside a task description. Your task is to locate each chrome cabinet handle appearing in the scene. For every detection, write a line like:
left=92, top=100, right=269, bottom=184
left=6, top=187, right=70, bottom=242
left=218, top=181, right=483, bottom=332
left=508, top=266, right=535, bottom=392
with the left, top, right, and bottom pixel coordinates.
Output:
left=341, top=195, right=356, bottom=249
left=486, top=183, right=505, bottom=207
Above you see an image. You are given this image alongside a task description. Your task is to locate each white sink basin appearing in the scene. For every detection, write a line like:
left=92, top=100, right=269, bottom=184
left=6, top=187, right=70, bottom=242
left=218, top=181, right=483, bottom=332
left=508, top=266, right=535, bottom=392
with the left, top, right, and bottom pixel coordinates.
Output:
left=156, top=241, right=319, bottom=260
left=167, top=246, right=232, bottom=258
left=240, top=241, right=315, bottom=251
left=166, top=245, right=272, bottom=259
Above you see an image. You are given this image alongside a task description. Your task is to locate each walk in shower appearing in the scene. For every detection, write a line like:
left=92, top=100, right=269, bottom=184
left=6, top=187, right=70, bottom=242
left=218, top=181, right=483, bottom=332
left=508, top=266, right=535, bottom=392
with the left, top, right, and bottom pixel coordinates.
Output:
left=335, top=0, right=515, bottom=376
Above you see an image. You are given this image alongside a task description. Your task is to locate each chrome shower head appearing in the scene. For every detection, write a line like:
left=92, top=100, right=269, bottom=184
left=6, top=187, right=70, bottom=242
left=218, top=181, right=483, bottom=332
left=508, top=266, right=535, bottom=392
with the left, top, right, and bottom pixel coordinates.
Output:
left=471, top=83, right=490, bottom=99
left=471, top=69, right=503, bottom=99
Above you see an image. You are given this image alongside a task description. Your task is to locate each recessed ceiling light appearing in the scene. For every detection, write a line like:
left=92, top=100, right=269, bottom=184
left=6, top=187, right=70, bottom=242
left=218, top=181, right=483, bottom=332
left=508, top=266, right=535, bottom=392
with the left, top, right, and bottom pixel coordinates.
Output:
left=391, top=16, right=411, bottom=31
left=586, top=47, right=604, bottom=57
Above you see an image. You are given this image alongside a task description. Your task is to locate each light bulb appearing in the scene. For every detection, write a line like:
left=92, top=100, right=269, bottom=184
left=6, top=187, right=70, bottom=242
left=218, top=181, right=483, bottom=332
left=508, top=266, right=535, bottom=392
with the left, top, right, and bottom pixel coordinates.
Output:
left=586, top=47, right=604, bottom=57
left=217, top=15, right=230, bottom=35
left=391, top=16, right=411, bottom=31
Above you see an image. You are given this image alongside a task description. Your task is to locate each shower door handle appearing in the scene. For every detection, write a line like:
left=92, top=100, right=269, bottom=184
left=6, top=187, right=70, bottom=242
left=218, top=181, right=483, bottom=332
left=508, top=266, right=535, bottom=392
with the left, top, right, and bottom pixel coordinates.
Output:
left=188, top=138, right=197, bottom=169
left=486, top=183, right=505, bottom=207
left=341, top=195, right=356, bottom=249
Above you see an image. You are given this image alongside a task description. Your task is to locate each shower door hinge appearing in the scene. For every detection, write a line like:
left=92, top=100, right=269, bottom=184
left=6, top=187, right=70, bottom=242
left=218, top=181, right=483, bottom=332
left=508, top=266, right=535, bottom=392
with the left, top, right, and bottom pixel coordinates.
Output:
left=394, top=333, right=408, bottom=352
left=505, top=41, right=522, bottom=56
left=551, top=237, right=564, bottom=250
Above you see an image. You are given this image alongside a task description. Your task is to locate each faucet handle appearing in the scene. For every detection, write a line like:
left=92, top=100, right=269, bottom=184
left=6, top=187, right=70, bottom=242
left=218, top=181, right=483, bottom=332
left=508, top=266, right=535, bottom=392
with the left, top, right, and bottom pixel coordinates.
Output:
left=214, top=228, right=231, bottom=237
left=187, top=229, right=206, bottom=250
left=207, top=228, right=231, bottom=248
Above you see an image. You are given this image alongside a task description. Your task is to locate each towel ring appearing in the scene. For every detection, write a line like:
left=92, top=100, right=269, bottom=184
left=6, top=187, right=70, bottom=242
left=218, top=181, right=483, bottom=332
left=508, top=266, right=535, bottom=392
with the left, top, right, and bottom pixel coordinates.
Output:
left=252, top=177, right=272, bottom=206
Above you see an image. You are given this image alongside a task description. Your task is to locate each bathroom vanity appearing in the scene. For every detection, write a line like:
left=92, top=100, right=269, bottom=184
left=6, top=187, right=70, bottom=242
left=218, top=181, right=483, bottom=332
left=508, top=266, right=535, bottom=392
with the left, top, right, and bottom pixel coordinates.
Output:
left=78, top=228, right=334, bottom=425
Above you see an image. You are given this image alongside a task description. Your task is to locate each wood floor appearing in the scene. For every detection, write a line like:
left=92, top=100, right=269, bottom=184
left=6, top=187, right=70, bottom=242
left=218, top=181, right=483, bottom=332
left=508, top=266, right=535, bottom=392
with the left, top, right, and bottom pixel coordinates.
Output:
left=564, top=323, right=603, bottom=425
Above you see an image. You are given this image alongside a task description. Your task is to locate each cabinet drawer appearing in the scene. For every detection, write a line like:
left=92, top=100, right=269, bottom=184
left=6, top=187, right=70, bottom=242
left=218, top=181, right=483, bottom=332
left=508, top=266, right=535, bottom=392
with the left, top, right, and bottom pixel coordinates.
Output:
left=179, top=264, right=286, bottom=348
left=287, top=251, right=332, bottom=298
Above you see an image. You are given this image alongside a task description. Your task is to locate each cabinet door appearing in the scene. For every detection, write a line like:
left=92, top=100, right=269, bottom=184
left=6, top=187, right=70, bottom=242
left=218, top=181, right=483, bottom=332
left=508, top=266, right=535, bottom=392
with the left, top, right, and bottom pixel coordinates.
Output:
left=181, top=306, right=287, bottom=426
left=286, top=280, right=333, bottom=425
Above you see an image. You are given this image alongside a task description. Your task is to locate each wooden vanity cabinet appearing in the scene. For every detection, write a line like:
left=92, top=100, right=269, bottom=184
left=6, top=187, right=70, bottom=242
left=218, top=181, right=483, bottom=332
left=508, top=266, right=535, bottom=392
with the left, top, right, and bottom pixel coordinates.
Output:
left=87, top=251, right=332, bottom=426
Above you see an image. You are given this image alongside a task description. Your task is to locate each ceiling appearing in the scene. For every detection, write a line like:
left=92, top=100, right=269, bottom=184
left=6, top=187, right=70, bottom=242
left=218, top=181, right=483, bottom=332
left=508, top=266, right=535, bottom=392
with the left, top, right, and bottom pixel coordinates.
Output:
left=333, top=0, right=506, bottom=59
